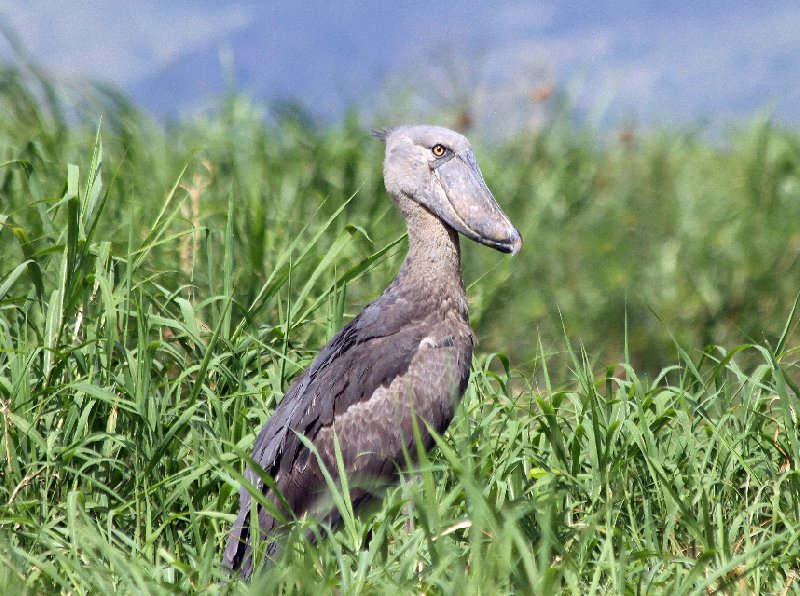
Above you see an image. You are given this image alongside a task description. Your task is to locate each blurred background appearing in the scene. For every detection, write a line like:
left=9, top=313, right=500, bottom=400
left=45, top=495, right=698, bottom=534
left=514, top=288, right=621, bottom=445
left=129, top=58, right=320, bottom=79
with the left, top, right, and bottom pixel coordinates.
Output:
left=1, top=1, right=799, bottom=375
left=3, top=2, right=800, bottom=129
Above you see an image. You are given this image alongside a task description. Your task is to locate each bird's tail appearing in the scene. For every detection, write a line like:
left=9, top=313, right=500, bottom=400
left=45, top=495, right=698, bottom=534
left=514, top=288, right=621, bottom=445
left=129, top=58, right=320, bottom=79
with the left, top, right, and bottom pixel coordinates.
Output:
left=223, top=501, right=256, bottom=581
left=223, top=492, right=282, bottom=581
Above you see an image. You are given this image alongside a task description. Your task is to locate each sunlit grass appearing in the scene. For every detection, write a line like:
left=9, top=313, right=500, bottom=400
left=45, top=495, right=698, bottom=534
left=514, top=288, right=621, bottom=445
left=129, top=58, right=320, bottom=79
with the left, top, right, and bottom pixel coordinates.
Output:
left=0, top=64, right=798, bottom=593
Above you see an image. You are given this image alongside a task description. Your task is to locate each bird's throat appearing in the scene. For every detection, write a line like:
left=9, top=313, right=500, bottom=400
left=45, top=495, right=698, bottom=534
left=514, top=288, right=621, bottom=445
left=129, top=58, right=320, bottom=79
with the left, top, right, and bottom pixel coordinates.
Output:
left=395, top=200, right=467, bottom=318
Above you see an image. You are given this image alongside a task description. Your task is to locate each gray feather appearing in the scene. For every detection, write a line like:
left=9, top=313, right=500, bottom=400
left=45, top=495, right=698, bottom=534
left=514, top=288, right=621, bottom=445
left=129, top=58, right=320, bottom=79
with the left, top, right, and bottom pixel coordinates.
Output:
left=223, top=125, right=519, bottom=580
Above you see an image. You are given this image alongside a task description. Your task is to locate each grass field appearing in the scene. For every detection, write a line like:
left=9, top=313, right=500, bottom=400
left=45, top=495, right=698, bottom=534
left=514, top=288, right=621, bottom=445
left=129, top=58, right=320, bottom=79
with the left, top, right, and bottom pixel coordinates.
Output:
left=1, top=64, right=799, bottom=593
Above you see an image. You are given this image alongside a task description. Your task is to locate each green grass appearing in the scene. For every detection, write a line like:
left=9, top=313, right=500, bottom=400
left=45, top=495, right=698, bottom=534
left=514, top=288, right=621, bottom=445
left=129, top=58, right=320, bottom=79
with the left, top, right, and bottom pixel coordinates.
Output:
left=0, top=62, right=799, bottom=593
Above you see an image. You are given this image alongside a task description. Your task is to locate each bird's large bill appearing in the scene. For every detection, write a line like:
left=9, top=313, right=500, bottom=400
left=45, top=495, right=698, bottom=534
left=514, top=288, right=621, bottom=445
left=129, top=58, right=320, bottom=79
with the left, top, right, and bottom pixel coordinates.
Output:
left=430, top=151, right=522, bottom=255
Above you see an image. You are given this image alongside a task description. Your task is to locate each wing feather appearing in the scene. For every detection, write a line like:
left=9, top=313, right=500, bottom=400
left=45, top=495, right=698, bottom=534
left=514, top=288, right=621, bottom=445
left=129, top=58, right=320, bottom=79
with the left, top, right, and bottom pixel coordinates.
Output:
left=224, top=292, right=457, bottom=576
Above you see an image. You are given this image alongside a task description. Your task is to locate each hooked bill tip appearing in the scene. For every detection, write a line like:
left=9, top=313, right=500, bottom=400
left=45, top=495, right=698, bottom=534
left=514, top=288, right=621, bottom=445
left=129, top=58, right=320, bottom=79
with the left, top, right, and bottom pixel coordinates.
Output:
left=510, top=230, right=523, bottom=255
left=496, top=229, right=522, bottom=256
left=486, top=229, right=522, bottom=255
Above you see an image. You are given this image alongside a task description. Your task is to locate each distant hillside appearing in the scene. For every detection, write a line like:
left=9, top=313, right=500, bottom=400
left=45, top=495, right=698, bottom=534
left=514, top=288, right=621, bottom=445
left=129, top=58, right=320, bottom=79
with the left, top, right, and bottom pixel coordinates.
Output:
left=2, top=1, right=799, bottom=125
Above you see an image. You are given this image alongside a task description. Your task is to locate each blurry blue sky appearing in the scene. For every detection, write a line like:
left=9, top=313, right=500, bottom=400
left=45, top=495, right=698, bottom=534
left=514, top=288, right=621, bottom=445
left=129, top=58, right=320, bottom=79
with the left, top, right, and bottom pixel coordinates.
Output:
left=2, top=1, right=798, bottom=131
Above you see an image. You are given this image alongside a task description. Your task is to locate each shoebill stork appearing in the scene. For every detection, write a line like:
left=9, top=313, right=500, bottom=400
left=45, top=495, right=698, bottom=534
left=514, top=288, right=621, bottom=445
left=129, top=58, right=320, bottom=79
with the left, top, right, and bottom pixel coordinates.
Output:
left=223, top=125, right=522, bottom=580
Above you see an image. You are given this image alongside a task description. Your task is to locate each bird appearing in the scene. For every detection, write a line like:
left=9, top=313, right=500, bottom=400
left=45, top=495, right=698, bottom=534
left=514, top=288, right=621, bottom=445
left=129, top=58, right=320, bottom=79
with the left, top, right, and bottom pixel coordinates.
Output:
left=223, top=124, right=522, bottom=580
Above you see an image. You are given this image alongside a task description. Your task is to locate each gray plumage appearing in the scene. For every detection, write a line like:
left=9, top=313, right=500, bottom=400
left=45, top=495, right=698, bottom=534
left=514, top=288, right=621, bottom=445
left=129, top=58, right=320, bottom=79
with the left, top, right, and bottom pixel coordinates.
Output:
left=223, top=125, right=521, bottom=580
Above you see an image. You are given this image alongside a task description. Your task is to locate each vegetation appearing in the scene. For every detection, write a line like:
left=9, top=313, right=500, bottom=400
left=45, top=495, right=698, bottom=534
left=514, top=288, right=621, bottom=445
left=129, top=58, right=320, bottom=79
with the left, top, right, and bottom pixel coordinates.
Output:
left=0, top=62, right=798, bottom=593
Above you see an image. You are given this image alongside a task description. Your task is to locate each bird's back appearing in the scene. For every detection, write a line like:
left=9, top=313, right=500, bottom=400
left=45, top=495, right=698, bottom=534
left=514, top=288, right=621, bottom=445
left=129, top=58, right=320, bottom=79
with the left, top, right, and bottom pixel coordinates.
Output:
left=223, top=282, right=473, bottom=578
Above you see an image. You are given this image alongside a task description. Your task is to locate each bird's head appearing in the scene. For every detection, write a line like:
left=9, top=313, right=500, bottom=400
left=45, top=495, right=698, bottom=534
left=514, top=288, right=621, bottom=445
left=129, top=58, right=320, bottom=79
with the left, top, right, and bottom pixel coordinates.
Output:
left=375, top=125, right=522, bottom=255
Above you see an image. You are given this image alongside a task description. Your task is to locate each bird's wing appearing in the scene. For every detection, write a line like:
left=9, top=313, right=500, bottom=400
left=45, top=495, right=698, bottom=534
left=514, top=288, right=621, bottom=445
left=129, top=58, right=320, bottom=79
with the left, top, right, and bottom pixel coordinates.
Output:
left=225, top=292, right=465, bottom=574
left=306, top=321, right=473, bottom=482
left=248, top=292, right=425, bottom=480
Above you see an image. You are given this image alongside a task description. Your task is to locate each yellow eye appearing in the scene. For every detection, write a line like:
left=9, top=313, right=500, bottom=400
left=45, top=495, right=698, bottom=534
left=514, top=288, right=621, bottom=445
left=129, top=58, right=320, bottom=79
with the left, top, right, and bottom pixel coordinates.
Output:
left=431, top=144, right=446, bottom=157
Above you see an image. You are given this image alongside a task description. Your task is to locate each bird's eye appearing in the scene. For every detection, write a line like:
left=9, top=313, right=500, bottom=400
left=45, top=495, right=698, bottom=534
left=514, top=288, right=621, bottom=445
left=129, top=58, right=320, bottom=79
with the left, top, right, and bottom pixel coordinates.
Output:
left=431, top=144, right=446, bottom=157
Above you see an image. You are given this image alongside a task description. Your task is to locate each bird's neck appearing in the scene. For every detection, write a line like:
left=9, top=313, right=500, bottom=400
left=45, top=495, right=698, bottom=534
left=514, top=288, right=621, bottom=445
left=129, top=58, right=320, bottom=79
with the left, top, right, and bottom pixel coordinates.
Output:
left=391, top=196, right=468, bottom=319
